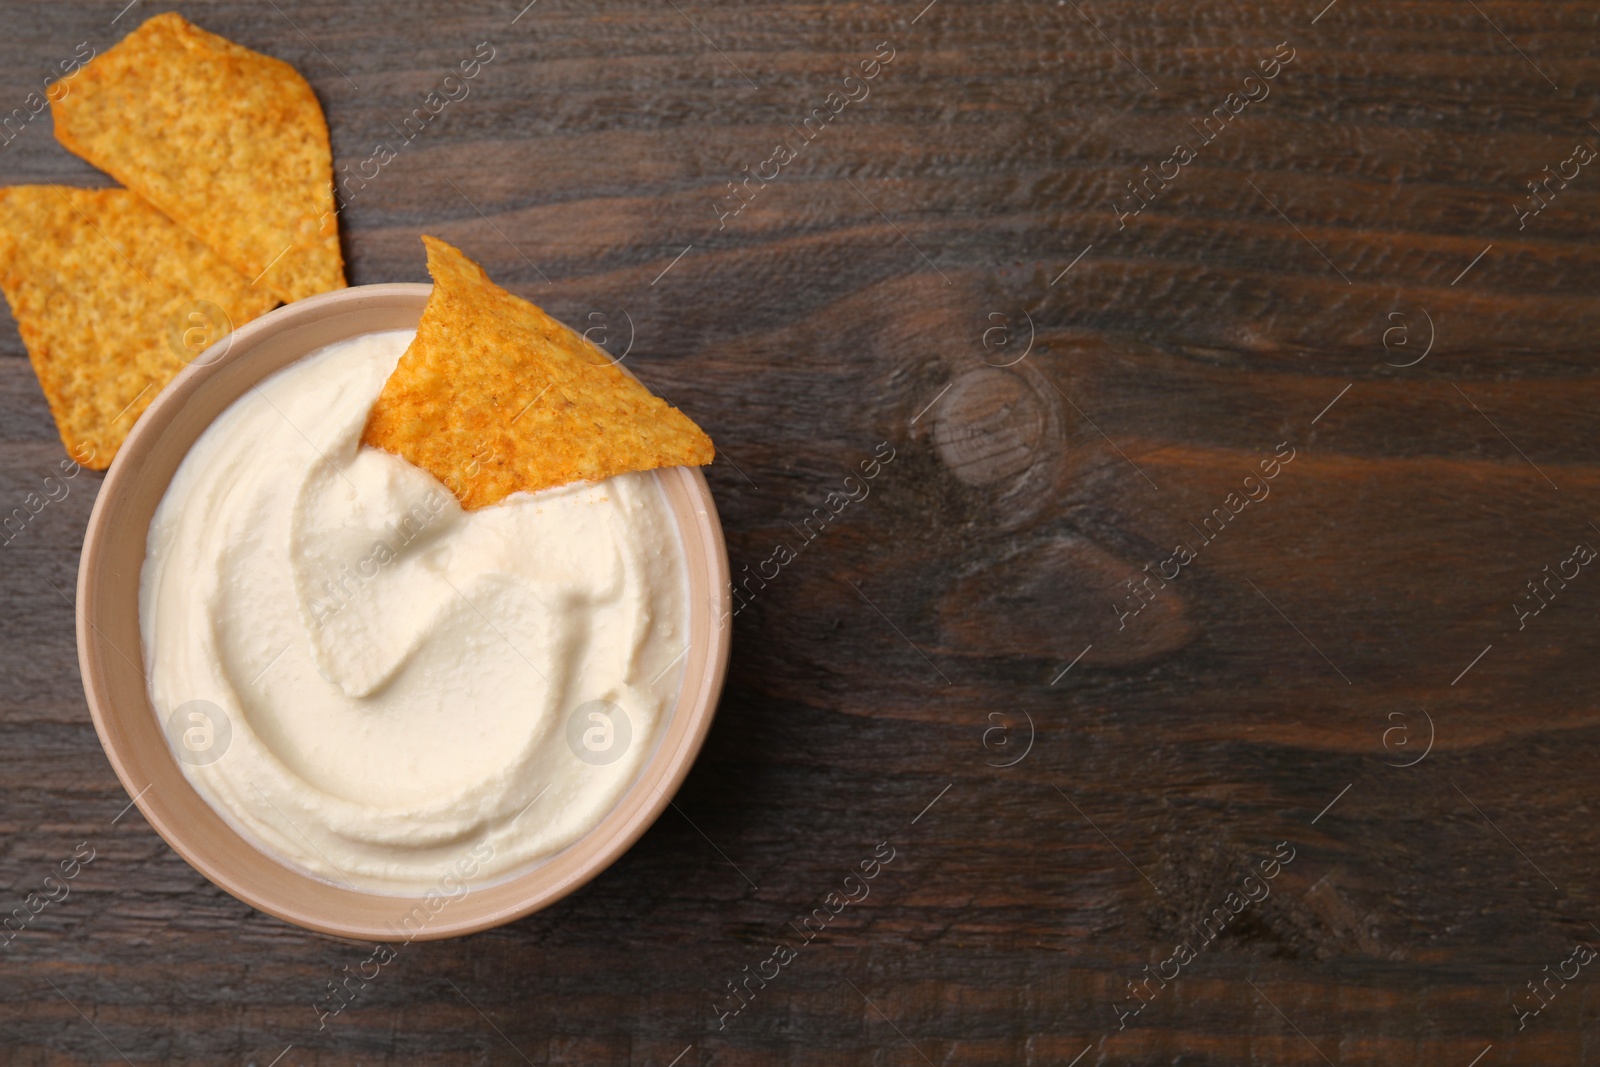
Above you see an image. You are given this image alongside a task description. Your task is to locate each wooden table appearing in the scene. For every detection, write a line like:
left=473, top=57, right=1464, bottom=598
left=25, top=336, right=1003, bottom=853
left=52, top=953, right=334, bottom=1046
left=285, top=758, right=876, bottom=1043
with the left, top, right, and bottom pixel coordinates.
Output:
left=3, top=0, right=1598, bottom=1063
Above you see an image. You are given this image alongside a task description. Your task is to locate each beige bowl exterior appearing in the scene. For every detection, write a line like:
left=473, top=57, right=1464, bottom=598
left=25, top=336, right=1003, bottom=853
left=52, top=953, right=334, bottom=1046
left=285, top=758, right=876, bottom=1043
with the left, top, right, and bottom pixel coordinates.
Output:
left=76, top=283, right=731, bottom=941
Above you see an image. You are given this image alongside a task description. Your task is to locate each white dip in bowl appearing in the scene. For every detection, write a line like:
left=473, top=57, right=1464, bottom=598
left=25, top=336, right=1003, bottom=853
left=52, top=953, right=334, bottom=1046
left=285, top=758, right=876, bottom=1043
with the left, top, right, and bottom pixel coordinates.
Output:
left=139, top=329, right=690, bottom=894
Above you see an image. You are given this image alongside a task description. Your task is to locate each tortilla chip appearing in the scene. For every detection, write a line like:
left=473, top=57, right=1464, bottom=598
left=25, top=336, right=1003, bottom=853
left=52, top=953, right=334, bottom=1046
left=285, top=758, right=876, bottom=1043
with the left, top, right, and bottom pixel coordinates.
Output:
left=52, top=12, right=344, bottom=305
left=361, top=236, right=714, bottom=508
left=0, top=186, right=279, bottom=468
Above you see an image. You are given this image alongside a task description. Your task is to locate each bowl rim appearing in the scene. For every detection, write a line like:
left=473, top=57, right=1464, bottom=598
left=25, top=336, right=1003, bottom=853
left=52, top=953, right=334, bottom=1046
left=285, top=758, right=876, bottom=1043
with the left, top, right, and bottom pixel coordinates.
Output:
left=75, top=282, right=731, bottom=940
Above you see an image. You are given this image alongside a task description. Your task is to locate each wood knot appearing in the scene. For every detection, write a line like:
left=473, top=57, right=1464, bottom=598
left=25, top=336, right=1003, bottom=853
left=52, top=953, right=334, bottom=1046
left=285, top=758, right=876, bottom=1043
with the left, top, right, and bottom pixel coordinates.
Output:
left=932, top=368, right=1057, bottom=488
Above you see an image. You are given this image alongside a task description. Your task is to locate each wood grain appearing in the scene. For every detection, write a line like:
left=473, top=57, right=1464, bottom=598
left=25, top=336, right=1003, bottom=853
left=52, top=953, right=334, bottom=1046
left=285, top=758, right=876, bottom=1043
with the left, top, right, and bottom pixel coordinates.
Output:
left=2, top=0, right=1600, bottom=1063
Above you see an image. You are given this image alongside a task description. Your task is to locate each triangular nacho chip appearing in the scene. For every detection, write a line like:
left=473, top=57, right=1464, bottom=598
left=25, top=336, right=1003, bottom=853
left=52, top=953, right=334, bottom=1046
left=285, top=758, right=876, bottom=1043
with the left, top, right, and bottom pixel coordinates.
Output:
left=51, top=12, right=344, bottom=304
left=361, top=236, right=714, bottom=508
left=0, top=186, right=278, bottom=468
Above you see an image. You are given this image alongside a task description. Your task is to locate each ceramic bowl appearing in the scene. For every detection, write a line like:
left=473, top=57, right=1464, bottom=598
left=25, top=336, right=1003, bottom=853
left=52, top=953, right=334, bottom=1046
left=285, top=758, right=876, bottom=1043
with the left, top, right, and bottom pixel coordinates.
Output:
left=76, top=283, right=730, bottom=940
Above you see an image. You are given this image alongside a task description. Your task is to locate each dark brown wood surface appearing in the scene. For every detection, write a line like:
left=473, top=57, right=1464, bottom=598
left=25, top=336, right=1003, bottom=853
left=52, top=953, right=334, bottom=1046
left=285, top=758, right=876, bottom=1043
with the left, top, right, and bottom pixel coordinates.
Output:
left=3, top=0, right=1600, bottom=1063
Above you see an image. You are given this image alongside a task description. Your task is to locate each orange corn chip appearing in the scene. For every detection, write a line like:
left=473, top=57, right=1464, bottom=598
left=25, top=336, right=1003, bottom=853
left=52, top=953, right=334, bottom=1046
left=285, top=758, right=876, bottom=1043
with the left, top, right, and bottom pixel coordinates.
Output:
left=361, top=236, right=714, bottom=508
left=52, top=12, right=344, bottom=304
left=0, top=186, right=278, bottom=468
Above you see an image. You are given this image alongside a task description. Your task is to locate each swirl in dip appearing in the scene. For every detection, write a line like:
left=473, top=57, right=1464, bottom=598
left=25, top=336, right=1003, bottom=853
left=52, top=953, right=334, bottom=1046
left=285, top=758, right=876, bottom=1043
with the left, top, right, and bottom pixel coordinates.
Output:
left=138, top=329, right=690, bottom=894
